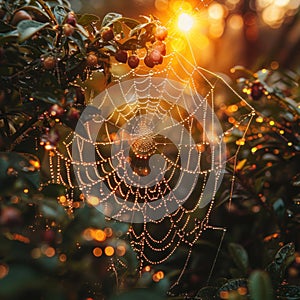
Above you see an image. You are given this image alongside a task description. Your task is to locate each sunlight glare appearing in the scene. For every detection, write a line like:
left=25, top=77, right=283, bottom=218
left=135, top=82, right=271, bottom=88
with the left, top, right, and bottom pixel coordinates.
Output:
left=178, top=13, right=194, bottom=32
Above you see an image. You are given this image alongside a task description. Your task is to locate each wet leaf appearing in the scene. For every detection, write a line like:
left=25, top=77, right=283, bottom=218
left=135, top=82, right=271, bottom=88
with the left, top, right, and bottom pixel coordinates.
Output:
left=219, top=278, right=248, bottom=292
left=0, top=30, right=19, bottom=45
left=77, top=14, right=100, bottom=26
left=196, top=286, right=218, bottom=299
left=101, top=12, right=122, bottom=27
left=119, top=17, right=140, bottom=29
left=39, top=199, right=67, bottom=223
left=277, top=285, right=300, bottom=299
left=228, top=243, right=249, bottom=275
left=0, top=152, right=40, bottom=190
left=17, top=20, right=50, bottom=43
left=68, top=30, right=86, bottom=54
left=129, top=22, right=154, bottom=37
left=17, top=6, right=51, bottom=22
left=113, top=21, right=123, bottom=36
left=266, top=243, right=295, bottom=285
left=53, top=5, right=67, bottom=25
left=120, top=38, right=142, bottom=50
left=75, top=23, right=89, bottom=38
left=249, top=271, right=273, bottom=300
left=32, top=91, right=61, bottom=104
left=256, top=69, right=270, bottom=82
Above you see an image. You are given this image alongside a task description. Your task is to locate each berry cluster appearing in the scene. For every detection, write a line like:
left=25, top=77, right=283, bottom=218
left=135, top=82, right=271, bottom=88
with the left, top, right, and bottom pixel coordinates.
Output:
left=114, top=25, right=168, bottom=69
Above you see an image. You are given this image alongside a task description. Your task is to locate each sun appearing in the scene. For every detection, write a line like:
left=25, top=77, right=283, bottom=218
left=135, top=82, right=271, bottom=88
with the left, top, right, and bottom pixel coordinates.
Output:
left=177, top=12, right=195, bottom=32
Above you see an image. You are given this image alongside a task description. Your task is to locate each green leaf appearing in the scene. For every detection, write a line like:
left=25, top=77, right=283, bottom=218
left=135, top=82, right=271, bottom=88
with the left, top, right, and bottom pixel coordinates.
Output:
left=266, top=243, right=295, bottom=285
left=0, top=30, right=19, bottom=45
left=273, top=198, right=285, bottom=218
left=257, top=69, right=270, bottom=82
left=103, top=44, right=117, bottom=53
left=113, top=21, right=123, bottom=36
left=68, top=31, right=86, bottom=54
left=129, top=22, right=154, bottom=37
left=249, top=271, right=273, bottom=300
left=77, top=14, right=100, bottom=26
left=118, top=17, right=140, bottom=29
left=196, top=286, right=218, bottom=299
left=0, top=152, right=40, bottom=190
left=228, top=243, right=249, bottom=275
left=17, top=20, right=50, bottom=43
left=53, top=5, right=67, bottom=25
left=101, top=12, right=122, bottom=27
left=119, top=38, right=142, bottom=50
left=277, top=285, right=300, bottom=299
left=39, top=199, right=67, bottom=223
left=119, top=17, right=141, bottom=29
left=32, top=91, right=61, bottom=104
left=219, top=279, right=248, bottom=293
left=17, top=6, right=51, bottom=22
left=75, top=23, right=89, bottom=38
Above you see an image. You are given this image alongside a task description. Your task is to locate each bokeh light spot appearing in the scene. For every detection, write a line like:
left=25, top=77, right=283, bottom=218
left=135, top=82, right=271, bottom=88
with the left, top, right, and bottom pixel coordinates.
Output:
left=104, top=246, right=114, bottom=256
left=93, top=247, right=103, bottom=257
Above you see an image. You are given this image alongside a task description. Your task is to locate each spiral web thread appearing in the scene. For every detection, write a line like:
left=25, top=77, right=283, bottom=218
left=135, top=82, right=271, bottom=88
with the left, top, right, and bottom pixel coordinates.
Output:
left=45, top=44, right=255, bottom=290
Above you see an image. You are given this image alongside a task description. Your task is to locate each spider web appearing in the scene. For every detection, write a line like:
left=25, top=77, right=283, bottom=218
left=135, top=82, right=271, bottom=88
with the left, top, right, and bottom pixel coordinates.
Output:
left=44, top=31, right=255, bottom=294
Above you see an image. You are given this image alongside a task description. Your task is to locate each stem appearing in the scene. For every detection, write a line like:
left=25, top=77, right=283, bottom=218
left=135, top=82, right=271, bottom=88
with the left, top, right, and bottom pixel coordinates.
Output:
left=0, top=108, right=10, bottom=138
left=7, top=115, right=39, bottom=151
left=36, top=0, right=57, bottom=25
left=4, top=59, right=41, bottom=81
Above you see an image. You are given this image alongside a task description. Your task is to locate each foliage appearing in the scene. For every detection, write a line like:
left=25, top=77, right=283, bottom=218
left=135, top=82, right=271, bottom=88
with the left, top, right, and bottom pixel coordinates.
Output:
left=0, top=0, right=168, bottom=299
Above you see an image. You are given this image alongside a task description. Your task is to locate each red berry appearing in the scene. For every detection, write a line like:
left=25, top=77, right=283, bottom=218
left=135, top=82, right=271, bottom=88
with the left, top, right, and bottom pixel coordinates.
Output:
left=67, top=107, right=80, bottom=120
left=42, top=229, right=56, bottom=244
left=49, top=104, right=64, bottom=117
left=63, top=23, right=74, bottom=36
left=128, top=55, right=140, bottom=69
left=115, top=50, right=128, bottom=63
left=86, top=53, right=98, bottom=67
left=251, top=82, right=264, bottom=101
left=11, top=10, right=32, bottom=25
left=43, top=56, right=56, bottom=70
left=149, top=49, right=163, bottom=65
left=101, top=27, right=114, bottom=42
left=153, top=41, right=166, bottom=56
left=0, top=207, right=22, bottom=227
left=66, top=12, right=76, bottom=26
left=144, top=55, right=155, bottom=68
left=155, top=26, right=168, bottom=41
